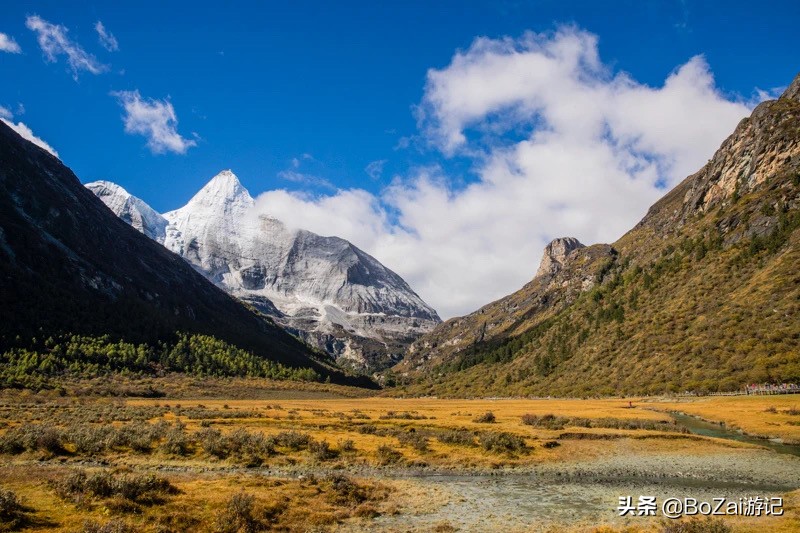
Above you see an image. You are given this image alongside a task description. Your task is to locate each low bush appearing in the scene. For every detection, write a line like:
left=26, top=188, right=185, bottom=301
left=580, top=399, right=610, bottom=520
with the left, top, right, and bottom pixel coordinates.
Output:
left=51, top=470, right=178, bottom=507
left=356, top=424, right=377, bottom=434
left=0, top=488, right=29, bottom=531
left=81, top=519, right=136, bottom=533
left=326, top=474, right=369, bottom=506
left=479, top=432, right=527, bottom=454
left=473, top=412, right=496, bottom=424
left=396, top=431, right=429, bottom=452
left=273, top=431, right=311, bottom=451
left=375, top=445, right=403, bottom=465
left=520, top=414, right=687, bottom=432
left=0, top=424, right=65, bottom=455
left=660, top=516, right=732, bottom=533
left=436, top=429, right=476, bottom=447
left=160, top=422, right=191, bottom=456
left=215, top=492, right=263, bottom=533
left=337, top=438, right=356, bottom=453
left=309, top=440, right=338, bottom=462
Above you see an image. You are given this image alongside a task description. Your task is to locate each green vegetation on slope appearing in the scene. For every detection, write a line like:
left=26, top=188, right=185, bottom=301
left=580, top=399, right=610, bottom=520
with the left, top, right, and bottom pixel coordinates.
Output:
left=0, top=333, right=322, bottom=390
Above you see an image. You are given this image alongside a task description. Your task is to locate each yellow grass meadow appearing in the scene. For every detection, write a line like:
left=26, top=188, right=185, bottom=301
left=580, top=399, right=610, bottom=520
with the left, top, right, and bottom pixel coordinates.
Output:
left=1, top=387, right=798, bottom=532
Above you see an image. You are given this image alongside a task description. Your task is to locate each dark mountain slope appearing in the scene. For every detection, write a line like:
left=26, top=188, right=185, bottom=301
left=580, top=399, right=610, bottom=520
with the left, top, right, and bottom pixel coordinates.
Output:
left=0, top=120, right=371, bottom=387
left=397, top=73, right=800, bottom=397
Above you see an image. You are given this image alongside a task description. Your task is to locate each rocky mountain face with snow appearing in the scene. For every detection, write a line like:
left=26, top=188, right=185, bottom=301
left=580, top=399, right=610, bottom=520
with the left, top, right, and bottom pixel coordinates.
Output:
left=87, top=171, right=440, bottom=371
left=87, top=181, right=167, bottom=241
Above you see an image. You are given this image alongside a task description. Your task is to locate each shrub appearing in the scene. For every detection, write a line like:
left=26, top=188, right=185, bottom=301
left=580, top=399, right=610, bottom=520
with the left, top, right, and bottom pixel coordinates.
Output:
left=80, top=519, right=136, bottom=533
left=660, top=517, right=732, bottom=533
left=161, top=422, right=191, bottom=456
left=0, top=425, right=65, bottom=455
left=111, top=422, right=164, bottom=453
left=521, top=413, right=565, bottom=429
left=51, top=470, right=177, bottom=506
left=113, top=474, right=178, bottom=505
left=219, top=429, right=275, bottom=466
left=542, top=440, right=561, bottom=449
left=356, top=424, right=377, bottom=434
left=69, top=425, right=115, bottom=455
left=375, top=445, right=402, bottom=465
left=378, top=411, right=428, bottom=420
left=436, top=429, right=476, bottom=447
left=52, top=471, right=89, bottom=502
left=215, top=492, right=262, bottom=533
left=309, top=440, right=338, bottom=462
left=396, top=431, right=429, bottom=452
left=520, top=414, right=685, bottom=433
left=0, top=488, right=29, bottom=530
left=473, top=412, right=496, bottom=424
left=479, top=432, right=527, bottom=454
left=273, top=431, right=310, bottom=451
left=84, top=471, right=115, bottom=498
left=337, top=439, right=355, bottom=453
left=326, top=474, right=369, bottom=506
left=196, top=428, right=228, bottom=459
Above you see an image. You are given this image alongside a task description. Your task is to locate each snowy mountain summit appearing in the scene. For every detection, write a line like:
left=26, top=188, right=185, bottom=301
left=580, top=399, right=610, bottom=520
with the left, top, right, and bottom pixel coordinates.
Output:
left=86, top=171, right=440, bottom=370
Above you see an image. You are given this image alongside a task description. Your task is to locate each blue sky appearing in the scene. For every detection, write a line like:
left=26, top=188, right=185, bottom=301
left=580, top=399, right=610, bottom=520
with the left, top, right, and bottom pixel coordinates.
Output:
left=1, top=1, right=799, bottom=317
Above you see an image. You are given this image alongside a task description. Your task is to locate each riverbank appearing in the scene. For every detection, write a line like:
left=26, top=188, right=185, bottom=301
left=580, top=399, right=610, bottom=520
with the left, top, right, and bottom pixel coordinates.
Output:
left=642, top=395, right=800, bottom=444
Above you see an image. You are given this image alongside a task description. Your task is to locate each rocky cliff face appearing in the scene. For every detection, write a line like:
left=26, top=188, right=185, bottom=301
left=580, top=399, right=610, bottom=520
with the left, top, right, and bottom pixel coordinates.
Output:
left=535, top=237, right=585, bottom=278
left=87, top=171, right=440, bottom=371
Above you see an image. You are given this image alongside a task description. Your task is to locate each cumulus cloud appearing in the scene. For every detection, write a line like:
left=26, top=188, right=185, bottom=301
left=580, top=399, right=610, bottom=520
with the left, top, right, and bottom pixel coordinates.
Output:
left=95, top=21, right=119, bottom=51
left=253, top=27, right=754, bottom=319
left=0, top=106, right=12, bottom=120
left=0, top=32, right=21, bottom=53
left=1, top=118, right=59, bottom=157
left=25, top=15, right=107, bottom=79
left=113, top=90, right=196, bottom=154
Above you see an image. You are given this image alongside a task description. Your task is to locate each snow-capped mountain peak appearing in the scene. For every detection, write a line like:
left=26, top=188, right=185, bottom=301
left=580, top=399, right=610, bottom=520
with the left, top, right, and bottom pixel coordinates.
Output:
left=88, top=171, right=441, bottom=371
left=181, top=169, right=254, bottom=212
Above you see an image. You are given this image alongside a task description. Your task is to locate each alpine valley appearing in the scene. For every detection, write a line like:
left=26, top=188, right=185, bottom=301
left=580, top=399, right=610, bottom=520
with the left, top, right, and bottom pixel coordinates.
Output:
left=88, top=172, right=440, bottom=372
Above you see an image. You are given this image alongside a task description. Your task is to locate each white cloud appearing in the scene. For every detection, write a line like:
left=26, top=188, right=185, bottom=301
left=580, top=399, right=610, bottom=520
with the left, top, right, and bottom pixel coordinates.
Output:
left=25, top=15, right=107, bottom=79
left=95, top=21, right=119, bottom=51
left=1, top=118, right=59, bottom=157
left=113, top=90, right=196, bottom=154
left=0, top=32, right=21, bottom=53
left=365, top=159, right=387, bottom=180
left=252, top=27, right=754, bottom=319
left=0, top=106, right=12, bottom=120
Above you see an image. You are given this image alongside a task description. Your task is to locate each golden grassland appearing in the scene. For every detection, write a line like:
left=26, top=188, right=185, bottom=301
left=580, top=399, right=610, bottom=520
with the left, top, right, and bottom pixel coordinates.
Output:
left=0, top=388, right=798, bottom=532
